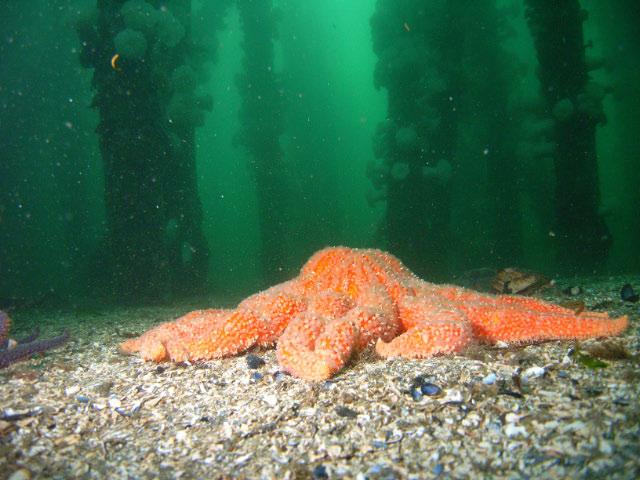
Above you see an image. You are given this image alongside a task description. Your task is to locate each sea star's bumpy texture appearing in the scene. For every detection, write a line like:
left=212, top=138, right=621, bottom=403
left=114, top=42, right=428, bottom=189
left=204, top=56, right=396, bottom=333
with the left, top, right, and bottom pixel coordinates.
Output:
left=120, top=247, right=629, bottom=380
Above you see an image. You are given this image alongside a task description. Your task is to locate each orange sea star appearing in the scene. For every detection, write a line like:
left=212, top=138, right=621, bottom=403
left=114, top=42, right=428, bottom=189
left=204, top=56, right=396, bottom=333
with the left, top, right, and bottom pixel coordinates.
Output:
left=120, top=247, right=629, bottom=381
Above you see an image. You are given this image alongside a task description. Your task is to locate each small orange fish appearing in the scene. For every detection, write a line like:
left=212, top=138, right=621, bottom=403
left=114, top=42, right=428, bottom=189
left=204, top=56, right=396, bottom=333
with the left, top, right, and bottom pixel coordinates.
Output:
left=111, top=53, right=121, bottom=71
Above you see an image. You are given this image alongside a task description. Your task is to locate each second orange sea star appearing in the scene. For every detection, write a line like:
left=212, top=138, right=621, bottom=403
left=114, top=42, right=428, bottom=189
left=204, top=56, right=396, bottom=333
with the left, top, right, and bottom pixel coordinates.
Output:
left=120, top=247, right=629, bottom=381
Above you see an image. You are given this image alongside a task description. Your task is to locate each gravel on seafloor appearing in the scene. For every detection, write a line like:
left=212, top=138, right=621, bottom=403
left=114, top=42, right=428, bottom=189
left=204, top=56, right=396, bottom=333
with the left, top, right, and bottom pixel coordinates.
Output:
left=0, top=276, right=639, bottom=480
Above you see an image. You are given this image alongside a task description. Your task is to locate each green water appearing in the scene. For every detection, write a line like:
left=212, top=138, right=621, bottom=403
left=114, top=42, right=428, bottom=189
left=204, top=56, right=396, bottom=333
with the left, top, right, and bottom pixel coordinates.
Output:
left=0, top=0, right=638, bottom=306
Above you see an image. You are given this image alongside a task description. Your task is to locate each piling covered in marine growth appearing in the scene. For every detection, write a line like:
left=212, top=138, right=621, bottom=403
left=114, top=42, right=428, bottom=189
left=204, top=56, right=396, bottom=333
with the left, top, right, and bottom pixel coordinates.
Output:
left=369, top=0, right=456, bottom=280
left=236, top=0, right=294, bottom=284
left=525, top=0, right=612, bottom=273
left=74, top=0, right=219, bottom=299
left=369, top=0, right=526, bottom=278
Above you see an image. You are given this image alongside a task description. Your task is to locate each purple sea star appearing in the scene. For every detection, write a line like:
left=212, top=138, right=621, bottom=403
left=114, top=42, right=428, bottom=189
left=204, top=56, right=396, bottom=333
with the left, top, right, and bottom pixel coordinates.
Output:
left=0, top=310, right=69, bottom=369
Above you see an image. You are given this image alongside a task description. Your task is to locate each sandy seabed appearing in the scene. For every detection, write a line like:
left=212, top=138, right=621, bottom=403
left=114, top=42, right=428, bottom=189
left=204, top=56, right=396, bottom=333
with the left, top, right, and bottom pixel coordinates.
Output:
left=1, top=276, right=639, bottom=480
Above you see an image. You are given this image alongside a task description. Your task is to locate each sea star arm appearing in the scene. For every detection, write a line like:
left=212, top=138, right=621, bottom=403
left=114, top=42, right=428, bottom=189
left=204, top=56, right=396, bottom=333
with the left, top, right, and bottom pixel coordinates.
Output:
left=0, top=330, right=70, bottom=369
left=277, top=288, right=401, bottom=381
left=120, top=309, right=232, bottom=361
left=375, top=293, right=473, bottom=358
left=276, top=312, right=359, bottom=381
left=120, top=282, right=307, bottom=362
left=459, top=296, right=629, bottom=343
left=429, top=285, right=628, bottom=342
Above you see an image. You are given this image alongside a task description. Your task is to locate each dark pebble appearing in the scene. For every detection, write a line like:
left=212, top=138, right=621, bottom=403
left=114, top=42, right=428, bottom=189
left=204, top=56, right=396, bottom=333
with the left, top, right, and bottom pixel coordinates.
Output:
left=499, top=388, right=524, bottom=399
left=335, top=406, right=358, bottom=418
left=621, top=283, right=639, bottom=302
left=420, top=382, right=442, bottom=396
left=114, top=407, right=131, bottom=417
left=409, top=375, right=442, bottom=400
left=584, top=386, right=604, bottom=397
left=311, top=464, right=329, bottom=479
left=155, top=366, right=166, bottom=374
left=273, top=371, right=288, bottom=381
left=245, top=354, right=265, bottom=369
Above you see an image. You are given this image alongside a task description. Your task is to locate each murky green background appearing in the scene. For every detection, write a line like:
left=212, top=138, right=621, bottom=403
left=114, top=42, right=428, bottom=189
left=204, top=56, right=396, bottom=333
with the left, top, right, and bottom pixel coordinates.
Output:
left=1, top=0, right=638, bottom=306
